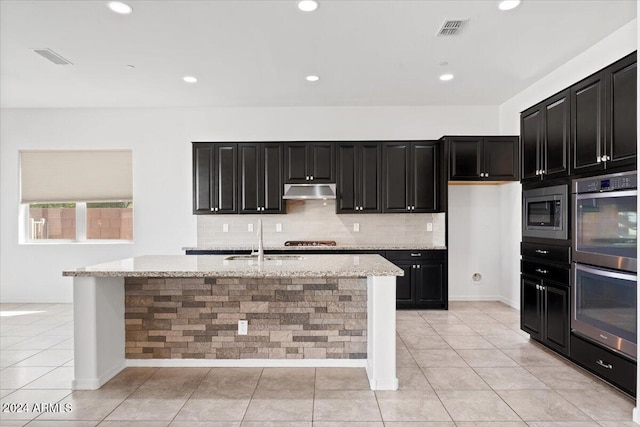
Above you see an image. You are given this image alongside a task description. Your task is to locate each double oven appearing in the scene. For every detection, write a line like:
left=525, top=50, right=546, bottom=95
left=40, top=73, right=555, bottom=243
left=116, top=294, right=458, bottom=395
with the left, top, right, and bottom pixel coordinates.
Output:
left=522, top=170, right=638, bottom=360
left=572, top=171, right=637, bottom=360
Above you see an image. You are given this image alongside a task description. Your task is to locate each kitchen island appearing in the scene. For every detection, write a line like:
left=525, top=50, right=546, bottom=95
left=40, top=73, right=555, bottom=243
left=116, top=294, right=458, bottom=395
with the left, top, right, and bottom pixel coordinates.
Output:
left=63, top=254, right=402, bottom=391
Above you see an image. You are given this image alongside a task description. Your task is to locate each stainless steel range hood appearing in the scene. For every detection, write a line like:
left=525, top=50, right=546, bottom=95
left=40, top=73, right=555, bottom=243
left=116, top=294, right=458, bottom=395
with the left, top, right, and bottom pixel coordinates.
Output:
left=283, top=183, right=336, bottom=200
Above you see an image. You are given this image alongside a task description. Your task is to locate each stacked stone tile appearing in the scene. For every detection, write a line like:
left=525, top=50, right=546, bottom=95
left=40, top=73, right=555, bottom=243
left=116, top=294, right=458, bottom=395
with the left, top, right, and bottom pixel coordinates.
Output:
left=124, top=277, right=367, bottom=360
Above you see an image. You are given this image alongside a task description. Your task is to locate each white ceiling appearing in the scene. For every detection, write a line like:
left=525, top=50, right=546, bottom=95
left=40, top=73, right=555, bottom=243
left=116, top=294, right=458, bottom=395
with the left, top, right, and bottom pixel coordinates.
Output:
left=0, top=0, right=636, bottom=108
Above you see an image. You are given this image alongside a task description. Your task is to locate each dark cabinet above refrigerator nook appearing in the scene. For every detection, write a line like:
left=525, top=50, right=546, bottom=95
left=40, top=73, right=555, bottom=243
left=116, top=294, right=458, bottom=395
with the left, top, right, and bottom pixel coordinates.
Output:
left=445, top=136, right=520, bottom=182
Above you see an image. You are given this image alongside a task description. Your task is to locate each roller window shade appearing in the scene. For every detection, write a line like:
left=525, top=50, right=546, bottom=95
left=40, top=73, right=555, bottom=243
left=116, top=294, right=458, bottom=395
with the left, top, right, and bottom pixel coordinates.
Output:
left=20, top=150, right=133, bottom=203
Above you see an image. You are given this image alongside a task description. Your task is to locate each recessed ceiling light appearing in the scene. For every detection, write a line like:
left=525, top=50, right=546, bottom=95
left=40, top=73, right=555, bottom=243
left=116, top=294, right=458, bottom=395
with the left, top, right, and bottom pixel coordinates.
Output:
left=498, top=0, right=521, bottom=11
left=183, top=76, right=198, bottom=83
left=305, top=75, right=320, bottom=82
left=298, top=0, right=318, bottom=12
left=439, top=73, right=454, bottom=81
left=108, top=2, right=133, bottom=14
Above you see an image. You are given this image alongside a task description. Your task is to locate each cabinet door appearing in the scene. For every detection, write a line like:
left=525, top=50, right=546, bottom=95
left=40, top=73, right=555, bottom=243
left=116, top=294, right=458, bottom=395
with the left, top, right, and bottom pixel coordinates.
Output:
left=284, top=143, right=309, bottom=183
left=415, top=261, right=445, bottom=305
left=395, top=263, right=414, bottom=305
left=359, top=143, right=381, bottom=212
left=543, top=282, right=570, bottom=355
left=382, top=143, right=410, bottom=212
left=214, top=144, right=238, bottom=213
left=606, top=54, right=637, bottom=169
left=521, top=109, right=542, bottom=182
left=412, top=142, right=438, bottom=212
left=308, top=142, right=335, bottom=182
left=571, top=73, right=606, bottom=174
left=262, top=143, right=284, bottom=213
left=542, top=91, right=570, bottom=179
left=336, top=143, right=358, bottom=213
left=193, top=144, right=214, bottom=213
left=521, top=276, right=542, bottom=340
left=483, top=136, right=519, bottom=180
left=449, top=137, right=482, bottom=180
left=238, top=143, right=261, bottom=213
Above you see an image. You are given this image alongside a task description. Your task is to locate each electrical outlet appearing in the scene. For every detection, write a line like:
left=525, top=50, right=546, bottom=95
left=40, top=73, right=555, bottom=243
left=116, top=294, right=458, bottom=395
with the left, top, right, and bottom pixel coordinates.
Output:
left=426, top=223, right=433, bottom=232
left=248, top=224, right=254, bottom=232
left=353, top=223, right=360, bottom=232
left=223, top=224, right=229, bottom=233
left=276, top=223, right=282, bottom=232
left=238, top=320, right=248, bottom=335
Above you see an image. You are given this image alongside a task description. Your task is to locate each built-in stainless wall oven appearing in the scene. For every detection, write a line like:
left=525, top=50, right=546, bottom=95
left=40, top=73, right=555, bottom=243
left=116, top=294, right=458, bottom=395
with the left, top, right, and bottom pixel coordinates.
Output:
left=522, top=184, right=568, bottom=241
left=572, top=170, right=637, bottom=360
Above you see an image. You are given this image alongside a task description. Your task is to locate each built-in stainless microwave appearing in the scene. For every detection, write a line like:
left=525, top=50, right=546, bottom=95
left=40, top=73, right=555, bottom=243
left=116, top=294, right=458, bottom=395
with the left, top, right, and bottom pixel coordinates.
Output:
left=522, top=184, right=568, bottom=241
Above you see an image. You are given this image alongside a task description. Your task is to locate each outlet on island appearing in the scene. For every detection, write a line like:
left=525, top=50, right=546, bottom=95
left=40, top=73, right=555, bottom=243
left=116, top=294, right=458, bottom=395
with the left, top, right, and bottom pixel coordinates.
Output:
left=238, top=320, right=248, bottom=335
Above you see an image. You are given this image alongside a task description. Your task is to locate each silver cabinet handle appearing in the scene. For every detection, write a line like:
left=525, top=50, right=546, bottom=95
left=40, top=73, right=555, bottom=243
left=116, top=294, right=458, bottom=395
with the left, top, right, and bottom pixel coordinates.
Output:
left=535, top=249, right=549, bottom=254
left=536, top=284, right=540, bottom=290
left=310, top=176, right=314, bottom=180
left=214, top=207, right=219, bottom=212
left=596, top=156, right=602, bottom=163
left=596, top=359, right=613, bottom=369
left=416, top=264, right=421, bottom=269
left=407, top=206, right=411, bottom=210
left=535, top=268, right=548, bottom=274
left=410, top=253, right=422, bottom=257
left=306, top=176, right=310, bottom=180
left=605, top=155, right=610, bottom=161
left=411, top=206, right=415, bottom=210
left=210, top=207, right=215, bottom=211
left=412, top=265, right=416, bottom=269
left=535, top=170, right=540, bottom=175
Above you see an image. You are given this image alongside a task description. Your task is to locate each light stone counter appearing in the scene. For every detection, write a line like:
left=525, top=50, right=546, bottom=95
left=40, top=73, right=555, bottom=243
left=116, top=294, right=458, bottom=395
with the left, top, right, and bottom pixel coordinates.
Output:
left=64, top=254, right=400, bottom=393
left=63, top=254, right=404, bottom=278
left=182, top=244, right=447, bottom=251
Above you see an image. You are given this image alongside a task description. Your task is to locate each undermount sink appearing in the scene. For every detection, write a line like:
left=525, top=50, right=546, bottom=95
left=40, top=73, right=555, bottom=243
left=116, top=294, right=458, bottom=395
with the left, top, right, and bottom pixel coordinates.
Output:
left=224, top=254, right=303, bottom=261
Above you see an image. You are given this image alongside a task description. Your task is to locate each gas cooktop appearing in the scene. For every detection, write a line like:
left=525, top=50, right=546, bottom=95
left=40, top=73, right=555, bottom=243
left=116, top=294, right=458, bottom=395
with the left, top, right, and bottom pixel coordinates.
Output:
left=284, top=240, right=337, bottom=247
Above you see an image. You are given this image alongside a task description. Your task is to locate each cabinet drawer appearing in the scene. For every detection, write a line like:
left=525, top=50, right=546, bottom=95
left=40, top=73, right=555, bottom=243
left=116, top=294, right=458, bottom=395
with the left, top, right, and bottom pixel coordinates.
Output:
left=521, top=260, right=569, bottom=284
left=570, top=333, right=636, bottom=396
left=521, top=242, right=570, bottom=264
left=385, top=250, right=446, bottom=262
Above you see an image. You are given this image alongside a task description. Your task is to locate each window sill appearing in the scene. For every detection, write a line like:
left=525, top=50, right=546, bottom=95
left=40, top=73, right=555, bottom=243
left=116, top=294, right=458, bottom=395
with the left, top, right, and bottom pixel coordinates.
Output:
left=20, top=240, right=134, bottom=245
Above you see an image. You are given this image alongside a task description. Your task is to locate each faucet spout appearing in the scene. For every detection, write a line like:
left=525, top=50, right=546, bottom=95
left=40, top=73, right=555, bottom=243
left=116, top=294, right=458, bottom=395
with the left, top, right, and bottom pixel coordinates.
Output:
left=257, top=219, right=264, bottom=264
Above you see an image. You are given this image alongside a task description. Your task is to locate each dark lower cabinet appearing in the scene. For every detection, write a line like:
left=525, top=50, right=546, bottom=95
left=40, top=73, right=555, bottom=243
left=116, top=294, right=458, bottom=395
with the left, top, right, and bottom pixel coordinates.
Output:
left=387, top=250, right=447, bottom=309
left=520, top=258, right=570, bottom=356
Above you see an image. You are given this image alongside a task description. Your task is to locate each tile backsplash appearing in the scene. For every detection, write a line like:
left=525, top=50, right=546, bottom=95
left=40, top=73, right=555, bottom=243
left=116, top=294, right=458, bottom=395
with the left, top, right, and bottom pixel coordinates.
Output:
left=197, top=200, right=445, bottom=247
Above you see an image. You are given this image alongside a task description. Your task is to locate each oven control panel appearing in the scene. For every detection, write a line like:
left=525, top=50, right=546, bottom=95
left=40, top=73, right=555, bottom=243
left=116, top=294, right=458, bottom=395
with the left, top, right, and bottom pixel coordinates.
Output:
left=576, top=171, right=637, bottom=193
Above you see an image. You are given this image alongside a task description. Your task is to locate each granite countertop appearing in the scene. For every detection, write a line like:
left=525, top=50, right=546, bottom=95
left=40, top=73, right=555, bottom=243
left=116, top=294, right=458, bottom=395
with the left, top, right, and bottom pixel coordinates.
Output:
left=182, top=244, right=447, bottom=251
left=63, top=254, right=404, bottom=278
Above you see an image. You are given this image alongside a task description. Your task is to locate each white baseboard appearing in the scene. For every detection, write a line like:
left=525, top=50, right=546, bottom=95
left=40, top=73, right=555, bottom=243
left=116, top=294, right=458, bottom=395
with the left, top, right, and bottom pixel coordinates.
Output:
left=449, top=295, right=502, bottom=302
left=633, top=406, right=640, bottom=424
left=498, top=296, right=519, bottom=310
left=72, top=360, right=125, bottom=390
left=0, top=298, right=72, bottom=304
left=126, top=358, right=367, bottom=368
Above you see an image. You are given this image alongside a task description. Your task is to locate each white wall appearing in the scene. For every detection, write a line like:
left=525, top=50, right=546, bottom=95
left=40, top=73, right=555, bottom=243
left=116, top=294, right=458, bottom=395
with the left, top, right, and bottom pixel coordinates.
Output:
left=1, top=105, right=499, bottom=303
left=496, top=18, right=638, bottom=310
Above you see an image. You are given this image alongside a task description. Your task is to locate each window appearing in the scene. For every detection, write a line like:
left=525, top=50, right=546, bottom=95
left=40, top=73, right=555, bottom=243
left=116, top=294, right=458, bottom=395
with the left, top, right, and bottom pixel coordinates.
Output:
left=20, top=150, right=133, bottom=243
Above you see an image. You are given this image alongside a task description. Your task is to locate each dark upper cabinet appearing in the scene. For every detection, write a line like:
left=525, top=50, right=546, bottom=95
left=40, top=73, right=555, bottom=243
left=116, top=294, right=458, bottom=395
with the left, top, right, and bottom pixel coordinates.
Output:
left=571, top=52, right=637, bottom=174
left=448, top=136, right=519, bottom=181
left=284, top=142, right=335, bottom=183
left=336, top=142, right=381, bottom=213
left=521, top=91, right=571, bottom=183
left=193, top=143, right=237, bottom=214
left=238, top=143, right=283, bottom=214
left=606, top=53, right=637, bottom=169
left=382, top=141, right=440, bottom=213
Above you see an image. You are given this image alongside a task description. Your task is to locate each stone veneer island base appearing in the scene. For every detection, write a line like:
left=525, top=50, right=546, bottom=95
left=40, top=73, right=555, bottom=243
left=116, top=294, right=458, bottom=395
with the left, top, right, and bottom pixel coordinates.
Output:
left=64, top=254, right=402, bottom=391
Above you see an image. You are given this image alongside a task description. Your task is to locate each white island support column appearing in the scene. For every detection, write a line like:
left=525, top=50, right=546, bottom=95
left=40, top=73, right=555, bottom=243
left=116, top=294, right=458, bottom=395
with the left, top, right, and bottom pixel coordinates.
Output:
left=366, top=275, right=398, bottom=390
left=72, top=276, right=126, bottom=390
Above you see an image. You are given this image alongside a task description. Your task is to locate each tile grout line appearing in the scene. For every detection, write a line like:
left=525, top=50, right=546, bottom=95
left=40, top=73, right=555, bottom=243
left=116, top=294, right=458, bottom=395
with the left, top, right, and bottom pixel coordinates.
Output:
left=166, top=366, right=212, bottom=425
left=240, top=367, right=264, bottom=424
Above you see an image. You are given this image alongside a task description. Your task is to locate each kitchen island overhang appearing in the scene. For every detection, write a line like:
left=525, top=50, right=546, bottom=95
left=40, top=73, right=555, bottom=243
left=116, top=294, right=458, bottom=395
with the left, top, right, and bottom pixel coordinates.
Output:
left=63, top=254, right=402, bottom=391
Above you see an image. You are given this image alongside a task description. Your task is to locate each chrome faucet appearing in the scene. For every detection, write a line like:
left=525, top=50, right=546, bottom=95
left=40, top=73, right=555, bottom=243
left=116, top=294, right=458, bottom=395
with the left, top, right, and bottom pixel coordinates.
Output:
left=256, top=218, right=264, bottom=264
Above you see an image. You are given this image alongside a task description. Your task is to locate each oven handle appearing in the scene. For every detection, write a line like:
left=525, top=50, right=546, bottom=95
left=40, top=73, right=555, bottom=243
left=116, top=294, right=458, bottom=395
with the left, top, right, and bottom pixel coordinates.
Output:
left=574, top=263, right=637, bottom=282
left=576, top=190, right=637, bottom=200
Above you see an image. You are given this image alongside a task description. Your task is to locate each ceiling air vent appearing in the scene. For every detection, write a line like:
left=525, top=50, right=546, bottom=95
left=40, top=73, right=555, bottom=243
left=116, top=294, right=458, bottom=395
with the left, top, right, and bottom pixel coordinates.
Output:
left=437, top=19, right=468, bottom=37
left=32, top=48, right=73, bottom=65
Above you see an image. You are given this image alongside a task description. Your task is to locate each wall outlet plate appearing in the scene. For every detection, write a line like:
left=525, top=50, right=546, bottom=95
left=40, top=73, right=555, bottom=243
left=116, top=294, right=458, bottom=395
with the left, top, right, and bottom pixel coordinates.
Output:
left=276, top=223, right=282, bottom=232
left=353, top=223, right=360, bottom=232
left=238, top=320, right=248, bottom=335
left=427, top=223, right=433, bottom=232
left=223, top=224, right=229, bottom=233
left=248, top=224, right=254, bottom=232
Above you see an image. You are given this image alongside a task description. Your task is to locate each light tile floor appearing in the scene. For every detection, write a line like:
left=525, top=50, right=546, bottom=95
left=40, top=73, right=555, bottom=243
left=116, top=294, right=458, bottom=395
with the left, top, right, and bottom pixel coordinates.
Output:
left=0, top=301, right=636, bottom=426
